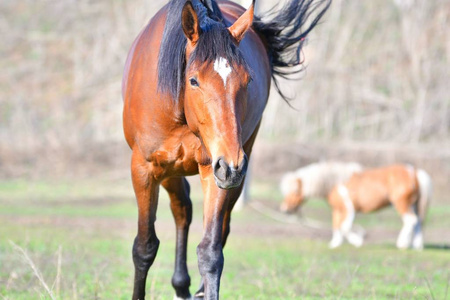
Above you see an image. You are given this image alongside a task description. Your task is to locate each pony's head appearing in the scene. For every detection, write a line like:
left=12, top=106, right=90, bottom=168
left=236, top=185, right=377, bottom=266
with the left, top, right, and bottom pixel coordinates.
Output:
left=280, top=173, right=304, bottom=213
left=181, top=1, right=254, bottom=189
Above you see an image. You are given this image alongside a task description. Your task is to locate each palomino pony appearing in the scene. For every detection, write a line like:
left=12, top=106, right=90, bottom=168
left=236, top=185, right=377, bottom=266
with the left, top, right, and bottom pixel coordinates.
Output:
left=328, top=165, right=432, bottom=249
left=280, top=161, right=363, bottom=213
left=122, top=0, right=330, bottom=299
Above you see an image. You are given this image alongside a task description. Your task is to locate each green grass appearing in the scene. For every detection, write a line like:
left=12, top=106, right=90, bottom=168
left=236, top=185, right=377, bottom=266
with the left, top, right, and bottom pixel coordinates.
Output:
left=1, top=178, right=449, bottom=299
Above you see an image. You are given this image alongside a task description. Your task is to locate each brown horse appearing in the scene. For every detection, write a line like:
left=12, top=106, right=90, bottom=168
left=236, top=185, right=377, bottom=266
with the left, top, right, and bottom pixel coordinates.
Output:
left=122, top=0, right=330, bottom=299
left=328, top=165, right=432, bottom=249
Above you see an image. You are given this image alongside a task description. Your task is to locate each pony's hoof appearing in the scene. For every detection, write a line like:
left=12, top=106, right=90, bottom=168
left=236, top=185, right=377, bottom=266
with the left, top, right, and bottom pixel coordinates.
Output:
left=194, top=291, right=205, bottom=299
left=412, top=244, right=423, bottom=250
left=412, top=233, right=424, bottom=250
left=329, top=240, right=342, bottom=249
left=347, top=232, right=364, bottom=248
left=396, top=241, right=410, bottom=249
left=350, top=240, right=363, bottom=248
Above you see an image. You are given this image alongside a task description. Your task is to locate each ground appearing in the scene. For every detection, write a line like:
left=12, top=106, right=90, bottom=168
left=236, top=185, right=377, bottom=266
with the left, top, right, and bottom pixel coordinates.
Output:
left=0, top=177, right=449, bottom=299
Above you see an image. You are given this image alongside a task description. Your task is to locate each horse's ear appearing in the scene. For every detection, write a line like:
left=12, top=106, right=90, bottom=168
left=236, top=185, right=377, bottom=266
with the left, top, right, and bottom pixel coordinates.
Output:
left=182, top=1, right=201, bottom=46
left=228, top=0, right=255, bottom=44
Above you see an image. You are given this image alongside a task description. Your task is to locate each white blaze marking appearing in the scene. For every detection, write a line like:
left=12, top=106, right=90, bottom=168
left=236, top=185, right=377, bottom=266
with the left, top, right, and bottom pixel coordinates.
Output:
left=214, top=57, right=232, bottom=87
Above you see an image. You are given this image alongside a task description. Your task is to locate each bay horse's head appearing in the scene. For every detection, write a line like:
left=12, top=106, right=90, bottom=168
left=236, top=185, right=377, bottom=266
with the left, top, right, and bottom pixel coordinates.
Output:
left=181, top=1, right=254, bottom=189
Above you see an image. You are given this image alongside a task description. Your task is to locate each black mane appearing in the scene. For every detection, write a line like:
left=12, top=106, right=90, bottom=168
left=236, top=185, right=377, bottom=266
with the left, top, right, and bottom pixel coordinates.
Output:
left=253, top=0, right=331, bottom=101
left=158, top=0, right=245, bottom=101
left=157, top=0, right=331, bottom=102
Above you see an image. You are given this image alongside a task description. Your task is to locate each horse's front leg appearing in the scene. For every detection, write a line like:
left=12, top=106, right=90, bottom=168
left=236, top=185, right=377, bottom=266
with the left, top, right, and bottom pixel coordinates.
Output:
left=196, top=165, right=232, bottom=300
left=162, top=177, right=193, bottom=299
left=194, top=181, right=245, bottom=299
left=131, top=151, right=160, bottom=300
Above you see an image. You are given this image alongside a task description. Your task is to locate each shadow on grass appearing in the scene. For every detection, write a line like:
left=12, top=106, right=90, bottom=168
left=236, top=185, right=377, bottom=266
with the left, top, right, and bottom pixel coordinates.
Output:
left=363, top=243, right=450, bottom=251
left=424, top=243, right=450, bottom=251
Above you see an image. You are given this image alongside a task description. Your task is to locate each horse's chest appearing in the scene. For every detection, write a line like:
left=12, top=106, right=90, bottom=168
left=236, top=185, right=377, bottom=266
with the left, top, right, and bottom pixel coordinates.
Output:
left=144, top=132, right=201, bottom=180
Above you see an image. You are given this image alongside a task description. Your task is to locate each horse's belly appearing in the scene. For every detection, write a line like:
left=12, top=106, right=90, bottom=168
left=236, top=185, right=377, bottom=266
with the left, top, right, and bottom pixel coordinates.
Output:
left=355, top=191, right=390, bottom=213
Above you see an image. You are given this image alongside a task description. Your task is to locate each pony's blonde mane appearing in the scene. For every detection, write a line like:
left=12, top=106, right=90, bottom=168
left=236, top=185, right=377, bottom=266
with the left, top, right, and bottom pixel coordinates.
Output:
left=280, top=161, right=363, bottom=199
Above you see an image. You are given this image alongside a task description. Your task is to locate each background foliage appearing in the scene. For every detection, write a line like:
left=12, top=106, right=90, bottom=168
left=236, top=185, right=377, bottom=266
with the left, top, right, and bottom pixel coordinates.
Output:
left=0, top=0, right=449, bottom=182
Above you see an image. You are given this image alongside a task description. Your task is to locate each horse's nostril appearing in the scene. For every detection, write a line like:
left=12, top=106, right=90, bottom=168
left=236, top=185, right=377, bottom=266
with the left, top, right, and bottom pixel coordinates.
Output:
left=214, top=158, right=230, bottom=181
left=213, top=156, right=248, bottom=189
left=219, top=158, right=228, bottom=173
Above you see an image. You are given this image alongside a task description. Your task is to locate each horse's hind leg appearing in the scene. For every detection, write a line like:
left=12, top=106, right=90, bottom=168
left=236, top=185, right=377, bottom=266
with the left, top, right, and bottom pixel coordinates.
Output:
left=411, top=219, right=423, bottom=250
left=394, top=200, right=418, bottom=249
left=131, top=151, right=160, bottom=300
left=329, top=208, right=345, bottom=248
left=396, top=211, right=418, bottom=249
left=409, top=195, right=424, bottom=249
left=162, top=177, right=193, bottom=299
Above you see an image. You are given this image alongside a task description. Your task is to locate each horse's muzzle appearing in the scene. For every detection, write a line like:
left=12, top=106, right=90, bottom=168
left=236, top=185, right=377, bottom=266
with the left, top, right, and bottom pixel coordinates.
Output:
left=213, top=154, right=248, bottom=190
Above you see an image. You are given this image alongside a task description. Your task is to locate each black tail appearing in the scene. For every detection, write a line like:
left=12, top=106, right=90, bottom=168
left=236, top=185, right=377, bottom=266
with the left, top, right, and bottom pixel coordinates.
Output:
left=253, top=0, right=331, bottom=101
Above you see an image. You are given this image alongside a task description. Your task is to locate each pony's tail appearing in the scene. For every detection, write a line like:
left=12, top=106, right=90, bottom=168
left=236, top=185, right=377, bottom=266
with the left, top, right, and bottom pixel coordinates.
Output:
left=253, top=0, right=331, bottom=101
left=416, top=169, right=432, bottom=225
left=416, top=169, right=433, bottom=224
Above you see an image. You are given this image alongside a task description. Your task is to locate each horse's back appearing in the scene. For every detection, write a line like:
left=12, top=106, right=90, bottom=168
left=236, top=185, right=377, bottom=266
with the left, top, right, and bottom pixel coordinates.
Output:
left=122, top=5, right=175, bottom=150
left=346, top=165, right=418, bottom=212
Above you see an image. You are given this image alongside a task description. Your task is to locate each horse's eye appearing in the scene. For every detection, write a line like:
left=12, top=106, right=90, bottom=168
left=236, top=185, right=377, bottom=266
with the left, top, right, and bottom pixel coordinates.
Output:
left=189, top=77, right=199, bottom=87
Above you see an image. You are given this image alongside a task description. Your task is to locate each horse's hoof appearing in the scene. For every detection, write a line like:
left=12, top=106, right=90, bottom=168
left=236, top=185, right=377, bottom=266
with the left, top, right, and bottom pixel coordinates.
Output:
left=193, top=291, right=205, bottom=299
left=174, top=295, right=193, bottom=300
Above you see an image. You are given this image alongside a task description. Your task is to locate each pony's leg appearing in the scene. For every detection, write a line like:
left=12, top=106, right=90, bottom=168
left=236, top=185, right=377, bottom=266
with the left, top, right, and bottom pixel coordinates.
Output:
left=329, top=208, right=345, bottom=248
left=162, top=177, right=193, bottom=300
left=411, top=220, right=424, bottom=250
left=345, top=231, right=363, bottom=248
left=411, top=201, right=424, bottom=250
left=337, top=185, right=363, bottom=248
left=393, top=191, right=419, bottom=249
left=131, top=151, right=160, bottom=300
left=343, top=221, right=364, bottom=248
left=395, top=206, right=419, bottom=249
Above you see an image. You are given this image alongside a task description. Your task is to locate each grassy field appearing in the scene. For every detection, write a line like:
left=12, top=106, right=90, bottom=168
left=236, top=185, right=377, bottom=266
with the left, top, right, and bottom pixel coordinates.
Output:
left=1, top=177, right=449, bottom=299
